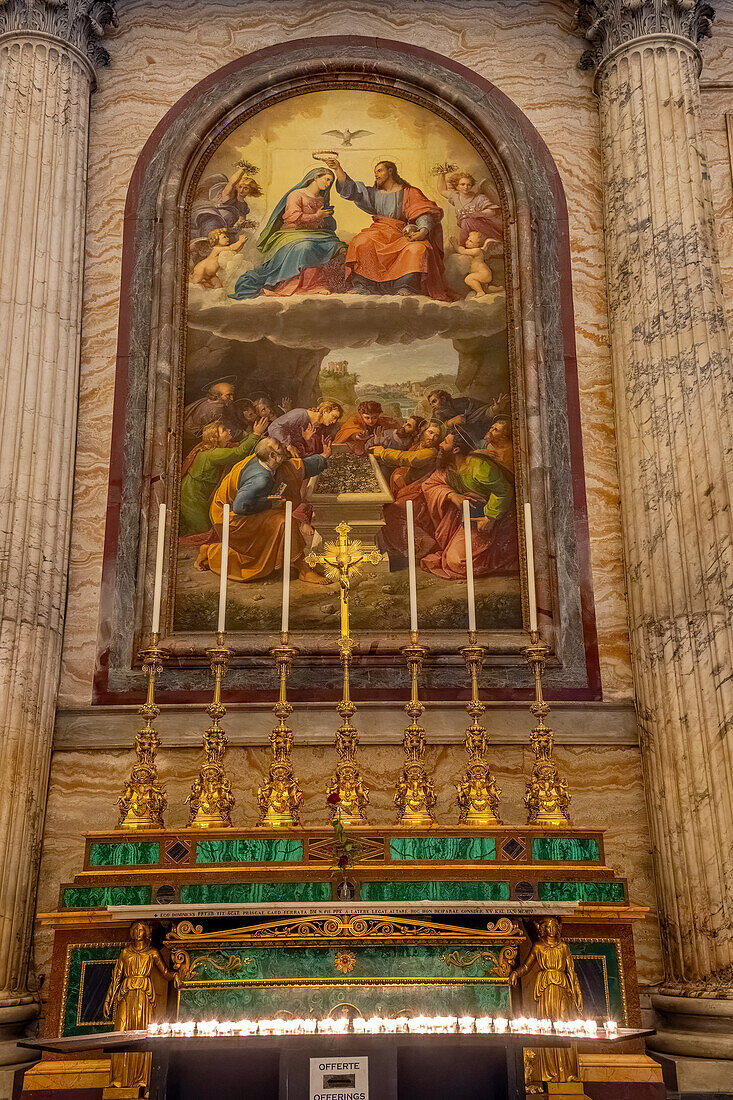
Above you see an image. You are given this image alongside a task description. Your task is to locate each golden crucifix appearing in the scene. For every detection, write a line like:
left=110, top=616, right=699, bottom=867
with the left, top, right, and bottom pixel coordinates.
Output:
left=306, top=521, right=384, bottom=639
left=306, top=522, right=383, bottom=824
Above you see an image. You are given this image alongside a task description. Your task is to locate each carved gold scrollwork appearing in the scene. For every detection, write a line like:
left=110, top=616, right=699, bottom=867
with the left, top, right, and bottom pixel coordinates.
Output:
left=171, top=947, right=246, bottom=983
left=167, top=914, right=525, bottom=947
left=440, top=943, right=519, bottom=979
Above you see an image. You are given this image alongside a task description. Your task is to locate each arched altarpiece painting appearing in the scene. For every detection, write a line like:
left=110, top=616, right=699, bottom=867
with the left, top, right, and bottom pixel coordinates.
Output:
left=95, top=37, right=600, bottom=703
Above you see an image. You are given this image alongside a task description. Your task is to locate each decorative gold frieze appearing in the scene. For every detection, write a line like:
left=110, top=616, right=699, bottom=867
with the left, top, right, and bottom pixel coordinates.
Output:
left=167, top=914, right=524, bottom=946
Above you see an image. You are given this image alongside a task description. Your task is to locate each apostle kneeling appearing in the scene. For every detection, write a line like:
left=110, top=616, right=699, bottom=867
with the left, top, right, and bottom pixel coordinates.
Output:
left=195, top=437, right=330, bottom=584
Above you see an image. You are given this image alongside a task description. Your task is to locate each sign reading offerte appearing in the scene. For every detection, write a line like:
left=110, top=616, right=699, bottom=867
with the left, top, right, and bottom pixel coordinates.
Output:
left=309, top=1056, right=368, bottom=1100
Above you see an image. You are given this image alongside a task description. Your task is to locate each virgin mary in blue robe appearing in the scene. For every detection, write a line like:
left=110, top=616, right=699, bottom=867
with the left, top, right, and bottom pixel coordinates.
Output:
left=229, top=168, right=345, bottom=300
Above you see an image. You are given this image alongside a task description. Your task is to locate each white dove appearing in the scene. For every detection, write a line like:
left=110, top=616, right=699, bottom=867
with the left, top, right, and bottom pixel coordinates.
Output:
left=322, top=128, right=374, bottom=147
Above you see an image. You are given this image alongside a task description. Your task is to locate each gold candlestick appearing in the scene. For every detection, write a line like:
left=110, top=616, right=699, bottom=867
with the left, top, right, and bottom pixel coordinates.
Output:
left=187, top=632, right=235, bottom=828
left=395, top=631, right=436, bottom=826
left=456, top=631, right=502, bottom=825
left=307, top=521, right=382, bottom=825
left=117, top=635, right=167, bottom=829
left=327, top=633, right=369, bottom=825
left=258, top=632, right=302, bottom=827
left=523, top=631, right=570, bottom=825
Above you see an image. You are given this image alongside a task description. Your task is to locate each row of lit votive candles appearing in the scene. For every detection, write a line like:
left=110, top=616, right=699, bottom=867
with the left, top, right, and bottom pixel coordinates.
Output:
left=148, top=1017, right=618, bottom=1039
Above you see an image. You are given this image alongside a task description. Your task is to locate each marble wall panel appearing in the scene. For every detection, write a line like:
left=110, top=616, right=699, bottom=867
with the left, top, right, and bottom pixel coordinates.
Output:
left=58, top=0, right=633, bottom=706
left=32, top=742, right=663, bottom=1007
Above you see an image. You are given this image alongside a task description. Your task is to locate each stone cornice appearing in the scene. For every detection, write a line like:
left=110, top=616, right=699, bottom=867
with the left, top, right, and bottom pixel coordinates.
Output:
left=0, top=0, right=117, bottom=67
left=574, top=0, right=715, bottom=70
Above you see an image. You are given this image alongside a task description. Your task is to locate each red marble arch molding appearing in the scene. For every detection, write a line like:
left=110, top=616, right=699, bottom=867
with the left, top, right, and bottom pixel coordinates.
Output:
left=96, top=35, right=601, bottom=704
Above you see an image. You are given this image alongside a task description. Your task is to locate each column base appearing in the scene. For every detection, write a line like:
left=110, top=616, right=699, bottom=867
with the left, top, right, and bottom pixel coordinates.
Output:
left=0, top=997, right=40, bottom=1100
left=647, top=994, right=733, bottom=1092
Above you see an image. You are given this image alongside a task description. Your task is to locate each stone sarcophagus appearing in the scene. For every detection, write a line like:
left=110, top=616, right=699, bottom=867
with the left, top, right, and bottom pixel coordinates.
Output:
left=305, top=449, right=393, bottom=547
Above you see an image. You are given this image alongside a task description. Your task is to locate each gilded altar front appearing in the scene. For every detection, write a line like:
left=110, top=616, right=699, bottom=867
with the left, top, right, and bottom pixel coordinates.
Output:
left=166, top=914, right=523, bottom=1021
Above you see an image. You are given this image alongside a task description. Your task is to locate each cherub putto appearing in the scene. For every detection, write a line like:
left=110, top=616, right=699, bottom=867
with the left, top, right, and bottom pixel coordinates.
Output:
left=451, top=231, right=498, bottom=298
left=189, top=228, right=248, bottom=289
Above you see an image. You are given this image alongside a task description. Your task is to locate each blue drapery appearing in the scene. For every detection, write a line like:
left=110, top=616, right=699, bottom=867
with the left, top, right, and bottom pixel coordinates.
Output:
left=229, top=169, right=345, bottom=300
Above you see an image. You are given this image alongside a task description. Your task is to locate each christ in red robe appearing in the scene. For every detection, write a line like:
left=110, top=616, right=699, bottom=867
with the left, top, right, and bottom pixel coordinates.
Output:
left=322, top=157, right=451, bottom=300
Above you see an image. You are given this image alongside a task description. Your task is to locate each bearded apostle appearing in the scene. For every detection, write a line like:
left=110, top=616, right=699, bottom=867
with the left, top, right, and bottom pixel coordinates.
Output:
left=194, top=437, right=330, bottom=584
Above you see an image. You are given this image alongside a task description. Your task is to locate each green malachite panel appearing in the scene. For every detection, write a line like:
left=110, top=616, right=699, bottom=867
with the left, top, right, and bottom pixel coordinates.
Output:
left=195, top=839, right=303, bottom=864
left=531, top=838, right=600, bottom=863
left=88, top=841, right=160, bottom=867
left=567, top=940, right=626, bottom=1024
left=390, top=837, right=496, bottom=862
left=178, top=982, right=511, bottom=1021
left=178, top=945, right=510, bottom=983
left=179, top=882, right=330, bottom=904
left=63, top=946, right=124, bottom=1036
left=61, top=886, right=152, bottom=909
left=537, top=881, right=626, bottom=903
left=359, top=881, right=510, bottom=903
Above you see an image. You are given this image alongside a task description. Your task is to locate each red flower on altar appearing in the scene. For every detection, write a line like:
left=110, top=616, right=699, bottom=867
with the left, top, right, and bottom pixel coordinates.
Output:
left=327, top=792, right=341, bottom=805
left=338, top=855, right=349, bottom=869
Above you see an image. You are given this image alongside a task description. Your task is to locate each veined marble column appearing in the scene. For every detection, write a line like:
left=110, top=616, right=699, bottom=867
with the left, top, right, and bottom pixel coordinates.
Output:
left=0, top=1, right=117, bottom=1089
left=574, top=0, right=733, bottom=1078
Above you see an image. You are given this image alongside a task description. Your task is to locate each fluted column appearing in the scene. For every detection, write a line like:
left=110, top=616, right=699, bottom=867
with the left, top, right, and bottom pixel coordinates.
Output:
left=574, top=0, right=733, bottom=1068
left=0, top=1, right=116, bottom=1086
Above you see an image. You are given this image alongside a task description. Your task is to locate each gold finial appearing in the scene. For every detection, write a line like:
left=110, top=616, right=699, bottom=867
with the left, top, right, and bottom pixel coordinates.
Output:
left=187, top=632, right=235, bottom=828
left=307, top=522, right=383, bottom=824
left=456, top=632, right=502, bottom=825
left=523, top=632, right=571, bottom=826
left=394, top=632, right=436, bottom=826
left=258, top=632, right=303, bottom=828
left=117, top=635, right=167, bottom=830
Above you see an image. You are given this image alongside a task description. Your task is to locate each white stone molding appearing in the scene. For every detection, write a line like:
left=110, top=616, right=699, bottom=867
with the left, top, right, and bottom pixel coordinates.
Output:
left=0, top=0, right=117, bottom=68
left=574, top=0, right=715, bottom=71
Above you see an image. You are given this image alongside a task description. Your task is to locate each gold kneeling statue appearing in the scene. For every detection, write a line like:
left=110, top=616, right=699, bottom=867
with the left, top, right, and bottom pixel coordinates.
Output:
left=103, top=921, right=176, bottom=1095
left=510, top=917, right=583, bottom=1084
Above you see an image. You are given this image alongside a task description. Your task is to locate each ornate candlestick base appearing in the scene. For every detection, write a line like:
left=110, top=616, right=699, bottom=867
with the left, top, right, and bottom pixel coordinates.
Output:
left=117, top=637, right=167, bottom=829
left=188, top=634, right=235, bottom=829
left=258, top=633, right=302, bottom=828
left=456, top=632, right=502, bottom=826
left=327, top=637, right=369, bottom=826
left=523, top=632, right=570, bottom=826
left=395, top=633, right=436, bottom=826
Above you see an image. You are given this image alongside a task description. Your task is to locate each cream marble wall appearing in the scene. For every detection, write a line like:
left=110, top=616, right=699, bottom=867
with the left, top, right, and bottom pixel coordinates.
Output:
left=57, top=0, right=633, bottom=706
left=33, top=742, right=663, bottom=997
left=34, top=0, right=671, bottom=1010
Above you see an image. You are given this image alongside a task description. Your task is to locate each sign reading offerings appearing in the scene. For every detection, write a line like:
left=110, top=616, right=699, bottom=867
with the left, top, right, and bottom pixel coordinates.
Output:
left=309, top=1056, right=368, bottom=1100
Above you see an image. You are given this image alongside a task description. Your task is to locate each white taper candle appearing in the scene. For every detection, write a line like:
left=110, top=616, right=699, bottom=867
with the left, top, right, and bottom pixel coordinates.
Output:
left=217, top=504, right=230, bottom=633
left=151, top=503, right=166, bottom=635
left=462, top=498, right=477, bottom=634
left=523, top=501, right=538, bottom=633
left=281, top=499, right=293, bottom=634
left=405, top=499, right=418, bottom=633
